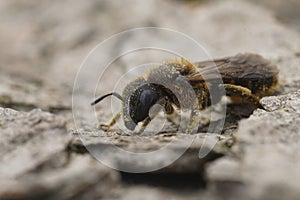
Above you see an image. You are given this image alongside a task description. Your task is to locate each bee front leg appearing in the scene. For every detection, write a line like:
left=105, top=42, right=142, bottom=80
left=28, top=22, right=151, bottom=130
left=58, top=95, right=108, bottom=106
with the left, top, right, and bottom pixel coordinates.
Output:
left=98, top=111, right=121, bottom=131
left=138, top=117, right=152, bottom=134
left=139, top=98, right=169, bottom=134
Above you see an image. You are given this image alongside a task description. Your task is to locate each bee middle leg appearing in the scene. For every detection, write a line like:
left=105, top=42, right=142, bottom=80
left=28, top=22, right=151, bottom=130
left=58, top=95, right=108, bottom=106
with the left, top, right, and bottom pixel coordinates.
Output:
left=164, top=101, right=181, bottom=129
left=166, top=111, right=181, bottom=130
left=166, top=104, right=202, bottom=133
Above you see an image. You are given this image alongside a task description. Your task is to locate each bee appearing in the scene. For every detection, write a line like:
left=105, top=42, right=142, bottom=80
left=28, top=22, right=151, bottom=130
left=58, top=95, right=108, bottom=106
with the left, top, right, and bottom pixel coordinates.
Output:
left=91, top=53, right=279, bottom=133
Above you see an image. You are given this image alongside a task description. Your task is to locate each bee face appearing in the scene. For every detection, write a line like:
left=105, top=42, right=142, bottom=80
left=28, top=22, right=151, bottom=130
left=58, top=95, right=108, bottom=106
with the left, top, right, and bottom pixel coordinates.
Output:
left=126, top=84, right=159, bottom=130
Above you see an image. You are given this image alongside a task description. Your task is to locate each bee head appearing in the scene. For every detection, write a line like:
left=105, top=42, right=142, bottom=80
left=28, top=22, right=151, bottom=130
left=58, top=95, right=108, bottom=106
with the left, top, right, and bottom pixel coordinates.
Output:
left=91, top=78, right=161, bottom=131
left=125, top=84, right=159, bottom=130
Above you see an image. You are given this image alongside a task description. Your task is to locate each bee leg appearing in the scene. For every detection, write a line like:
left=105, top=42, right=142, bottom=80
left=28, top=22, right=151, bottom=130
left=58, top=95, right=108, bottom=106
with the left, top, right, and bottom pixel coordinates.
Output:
left=164, top=102, right=180, bottom=129
left=139, top=98, right=170, bottom=134
left=97, top=112, right=121, bottom=131
left=186, top=107, right=202, bottom=134
left=166, top=111, right=181, bottom=130
left=222, top=84, right=263, bottom=108
left=138, top=117, right=152, bottom=134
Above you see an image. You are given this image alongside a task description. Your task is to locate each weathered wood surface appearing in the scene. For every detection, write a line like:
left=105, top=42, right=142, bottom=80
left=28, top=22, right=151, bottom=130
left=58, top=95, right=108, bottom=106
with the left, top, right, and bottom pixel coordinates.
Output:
left=1, top=0, right=300, bottom=199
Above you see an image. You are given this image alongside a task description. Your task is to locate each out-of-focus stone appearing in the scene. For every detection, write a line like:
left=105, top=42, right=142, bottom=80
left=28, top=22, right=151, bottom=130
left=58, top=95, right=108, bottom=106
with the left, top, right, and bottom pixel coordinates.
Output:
left=0, top=74, right=71, bottom=112
left=207, top=90, right=300, bottom=200
left=0, top=107, right=70, bottom=178
left=0, top=107, right=119, bottom=200
left=249, top=0, right=300, bottom=33
left=0, top=155, right=120, bottom=200
left=71, top=131, right=231, bottom=173
left=116, top=185, right=206, bottom=200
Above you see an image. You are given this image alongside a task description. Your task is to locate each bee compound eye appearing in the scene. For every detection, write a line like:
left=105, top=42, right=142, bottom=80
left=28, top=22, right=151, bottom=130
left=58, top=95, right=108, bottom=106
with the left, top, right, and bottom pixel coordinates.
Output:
left=139, top=89, right=157, bottom=107
left=131, top=87, right=159, bottom=122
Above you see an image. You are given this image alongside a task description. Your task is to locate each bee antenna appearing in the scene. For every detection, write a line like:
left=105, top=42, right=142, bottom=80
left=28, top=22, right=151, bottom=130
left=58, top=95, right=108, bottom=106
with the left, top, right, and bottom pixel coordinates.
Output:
left=91, top=92, right=123, bottom=106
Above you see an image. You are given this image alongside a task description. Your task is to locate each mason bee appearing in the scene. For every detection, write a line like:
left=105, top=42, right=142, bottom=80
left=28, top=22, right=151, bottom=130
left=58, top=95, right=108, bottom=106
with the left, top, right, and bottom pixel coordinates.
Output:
left=91, top=53, right=279, bottom=133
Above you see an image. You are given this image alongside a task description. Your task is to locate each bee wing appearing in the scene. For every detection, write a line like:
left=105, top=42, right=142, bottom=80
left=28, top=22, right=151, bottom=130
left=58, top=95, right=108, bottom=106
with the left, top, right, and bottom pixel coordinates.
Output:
left=188, top=53, right=278, bottom=83
left=187, top=57, right=230, bottom=83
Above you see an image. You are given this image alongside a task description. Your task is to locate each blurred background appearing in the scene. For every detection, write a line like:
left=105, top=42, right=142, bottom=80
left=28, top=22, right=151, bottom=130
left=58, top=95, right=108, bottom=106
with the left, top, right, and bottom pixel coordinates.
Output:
left=1, top=0, right=300, bottom=114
